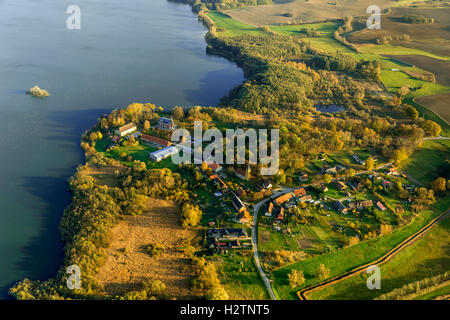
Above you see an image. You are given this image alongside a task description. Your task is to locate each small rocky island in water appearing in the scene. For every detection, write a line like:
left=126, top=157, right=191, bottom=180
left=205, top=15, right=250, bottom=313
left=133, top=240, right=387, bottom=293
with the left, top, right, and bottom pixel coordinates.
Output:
left=27, top=85, right=50, bottom=97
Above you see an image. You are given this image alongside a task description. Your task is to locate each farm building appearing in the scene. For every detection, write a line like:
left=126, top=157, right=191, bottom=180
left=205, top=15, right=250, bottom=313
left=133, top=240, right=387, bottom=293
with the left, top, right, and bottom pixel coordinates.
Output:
left=141, top=134, right=171, bottom=148
left=149, top=146, right=179, bottom=162
left=116, top=122, right=137, bottom=137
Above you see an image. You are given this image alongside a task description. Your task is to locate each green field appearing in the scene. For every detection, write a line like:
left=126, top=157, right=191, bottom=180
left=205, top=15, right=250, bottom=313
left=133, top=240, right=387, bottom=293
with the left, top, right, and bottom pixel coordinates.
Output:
left=272, top=210, right=440, bottom=300
left=207, top=11, right=263, bottom=37
left=215, top=251, right=270, bottom=300
left=414, top=284, right=450, bottom=300
left=400, top=140, right=450, bottom=185
left=309, top=216, right=450, bottom=300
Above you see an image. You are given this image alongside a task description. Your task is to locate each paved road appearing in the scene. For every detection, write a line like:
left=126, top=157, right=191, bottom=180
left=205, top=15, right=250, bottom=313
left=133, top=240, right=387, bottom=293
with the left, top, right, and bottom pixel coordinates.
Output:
left=252, top=191, right=287, bottom=300
left=297, top=209, right=450, bottom=300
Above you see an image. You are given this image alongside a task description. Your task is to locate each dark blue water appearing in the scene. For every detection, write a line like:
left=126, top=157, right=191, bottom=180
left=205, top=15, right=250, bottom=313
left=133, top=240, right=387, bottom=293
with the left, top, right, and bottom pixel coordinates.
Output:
left=0, top=0, right=243, bottom=299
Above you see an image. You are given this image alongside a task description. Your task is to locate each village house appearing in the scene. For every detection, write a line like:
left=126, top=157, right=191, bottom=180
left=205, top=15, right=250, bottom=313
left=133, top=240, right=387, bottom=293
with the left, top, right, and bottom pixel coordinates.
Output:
left=293, top=188, right=306, bottom=197
left=299, top=173, right=309, bottom=182
left=334, top=181, right=347, bottom=190
left=232, top=194, right=246, bottom=213
left=382, top=180, right=393, bottom=190
left=298, top=195, right=313, bottom=203
left=116, top=122, right=137, bottom=137
left=353, top=154, right=365, bottom=165
left=325, top=167, right=338, bottom=175
left=349, top=178, right=362, bottom=191
left=314, top=184, right=328, bottom=193
left=334, top=200, right=348, bottom=213
left=141, top=134, right=172, bottom=148
left=276, top=207, right=285, bottom=221
left=348, top=200, right=373, bottom=210
left=265, top=202, right=274, bottom=217
left=235, top=210, right=251, bottom=224
left=235, top=167, right=251, bottom=181
left=208, top=228, right=248, bottom=240
left=386, top=166, right=399, bottom=176
left=157, top=117, right=175, bottom=131
left=376, top=201, right=387, bottom=211
left=261, top=179, right=273, bottom=190
left=236, top=187, right=245, bottom=197
left=274, top=193, right=293, bottom=206
left=210, top=175, right=228, bottom=190
left=207, top=162, right=222, bottom=173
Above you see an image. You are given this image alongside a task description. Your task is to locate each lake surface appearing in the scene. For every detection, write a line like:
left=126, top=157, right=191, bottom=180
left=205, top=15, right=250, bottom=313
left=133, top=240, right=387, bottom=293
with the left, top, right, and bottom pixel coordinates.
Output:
left=0, top=0, right=243, bottom=299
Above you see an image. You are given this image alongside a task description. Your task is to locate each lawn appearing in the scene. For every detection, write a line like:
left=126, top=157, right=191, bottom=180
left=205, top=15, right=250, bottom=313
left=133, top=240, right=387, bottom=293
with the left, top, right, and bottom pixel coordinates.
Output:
left=272, top=209, right=441, bottom=300
left=96, top=138, right=177, bottom=170
left=309, top=216, right=450, bottom=300
left=400, top=140, right=450, bottom=185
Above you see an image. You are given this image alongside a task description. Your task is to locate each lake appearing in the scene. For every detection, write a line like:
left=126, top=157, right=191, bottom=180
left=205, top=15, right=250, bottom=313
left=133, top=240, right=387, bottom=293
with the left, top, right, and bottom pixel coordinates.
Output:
left=0, top=0, right=243, bottom=299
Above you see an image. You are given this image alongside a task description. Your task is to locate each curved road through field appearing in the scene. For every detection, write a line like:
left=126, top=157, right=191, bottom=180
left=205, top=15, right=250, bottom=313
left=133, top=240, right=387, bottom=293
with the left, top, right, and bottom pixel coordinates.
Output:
left=297, top=209, right=450, bottom=300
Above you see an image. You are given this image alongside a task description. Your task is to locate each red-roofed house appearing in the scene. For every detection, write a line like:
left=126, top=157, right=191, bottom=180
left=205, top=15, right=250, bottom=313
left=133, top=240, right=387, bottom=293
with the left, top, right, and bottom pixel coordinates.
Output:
left=274, top=193, right=292, bottom=206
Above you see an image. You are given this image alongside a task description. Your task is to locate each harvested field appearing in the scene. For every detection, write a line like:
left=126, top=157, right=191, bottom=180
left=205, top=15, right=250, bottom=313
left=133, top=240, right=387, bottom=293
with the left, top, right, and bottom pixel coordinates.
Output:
left=96, top=198, right=199, bottom=299
left=383, top=55, right=450, bottom=86
left=226, top=0, right=394, bottom=26
left=415, top=92, right=450, bottom=123
left=82, top=163, right=126, bottom=187
left=348, top=7, right=450, bottom=56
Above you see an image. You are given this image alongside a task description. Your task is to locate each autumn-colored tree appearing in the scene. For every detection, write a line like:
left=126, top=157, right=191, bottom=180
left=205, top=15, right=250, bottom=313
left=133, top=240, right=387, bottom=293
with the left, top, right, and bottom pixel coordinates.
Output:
left=144, top=120, right=150, bottom=131
left=288, top=269, right=305, bottom=288
left=431, top=177, right=446, bottom=193
left=398, top=85, right=410, bottom=98
left=365, top=157, right=375, bottom=171
left=316, top=264, right=330, bottom=280
left=172, top=106, right=185, bottom=120
left=322, top=174, right=333, bottom=184
left=181, top=203, right=202, bottom=229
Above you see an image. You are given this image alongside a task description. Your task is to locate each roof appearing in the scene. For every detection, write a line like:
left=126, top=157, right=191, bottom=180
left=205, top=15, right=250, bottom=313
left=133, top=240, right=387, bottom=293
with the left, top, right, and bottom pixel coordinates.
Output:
left=149, top=146, right=179, bottom=159
left=335, top=181, right=347, bottom=189
left=376, top=201, right=387, bottom=211
left=274, top=193, right=292, bottom=205
left=293, top=188, right=306, bottom=197
left=159, top=117, right=173, bottom=124
left=237, top=211, right=251, bottom=222
left=232, top=195, right=246, bottom=212
left=208, top=163, right=222, bottom=172
left=334, top=201, right=347, bottom=212
left=118, top=122, right=137, bottom=133
left=299, top=195, right=313, bottom=202
left=268, top=202, right=273, bottom=214
left=141, top=134, right=171, bottom=147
